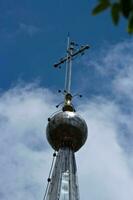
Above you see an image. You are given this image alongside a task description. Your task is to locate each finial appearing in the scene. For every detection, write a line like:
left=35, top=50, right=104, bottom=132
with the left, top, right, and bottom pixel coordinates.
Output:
left=53, top=36, right=90, bottom=111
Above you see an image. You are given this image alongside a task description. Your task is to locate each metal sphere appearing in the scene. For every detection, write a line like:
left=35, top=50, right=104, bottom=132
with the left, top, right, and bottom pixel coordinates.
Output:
left=46, top=111, right=88, bottom=152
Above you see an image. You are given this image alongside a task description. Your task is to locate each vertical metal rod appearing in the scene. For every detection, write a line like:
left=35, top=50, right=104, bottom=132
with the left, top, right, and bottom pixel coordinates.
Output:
left=65, top=36, right=72, bottom=93
left=68, top=48, right=72, bottom=93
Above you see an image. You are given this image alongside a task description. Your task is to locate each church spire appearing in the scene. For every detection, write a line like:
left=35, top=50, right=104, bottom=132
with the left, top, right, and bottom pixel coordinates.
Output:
left=43, top=37, right=89, bottom=200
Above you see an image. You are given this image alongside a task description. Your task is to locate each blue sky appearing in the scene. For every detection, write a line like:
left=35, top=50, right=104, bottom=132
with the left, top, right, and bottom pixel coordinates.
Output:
left=0, top=0, right=129, bottom=91
left=0, top=1, right=133, bottom=200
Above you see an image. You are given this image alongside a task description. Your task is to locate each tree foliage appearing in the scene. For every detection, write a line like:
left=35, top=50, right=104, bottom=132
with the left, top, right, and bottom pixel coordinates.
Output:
left=92, top=0, right=133, bottom=34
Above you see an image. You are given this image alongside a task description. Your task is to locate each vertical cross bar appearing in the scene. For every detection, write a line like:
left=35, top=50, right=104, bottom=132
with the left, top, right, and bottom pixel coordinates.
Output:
left=65, top=36, right=73, bottom=94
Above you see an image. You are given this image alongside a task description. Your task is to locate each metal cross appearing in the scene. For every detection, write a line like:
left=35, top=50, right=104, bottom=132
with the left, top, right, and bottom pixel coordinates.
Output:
left=54, top=36, right=90, bottom=94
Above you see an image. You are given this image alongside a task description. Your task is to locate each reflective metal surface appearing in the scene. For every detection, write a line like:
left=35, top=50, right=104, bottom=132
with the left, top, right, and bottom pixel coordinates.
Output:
left=46, top=148, right=79, bottom=200
left=46, top=111, right=88, bottom=152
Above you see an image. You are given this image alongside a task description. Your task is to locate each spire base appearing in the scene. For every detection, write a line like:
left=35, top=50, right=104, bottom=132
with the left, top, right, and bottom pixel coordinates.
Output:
left=46, top=148, right=80, bottom=200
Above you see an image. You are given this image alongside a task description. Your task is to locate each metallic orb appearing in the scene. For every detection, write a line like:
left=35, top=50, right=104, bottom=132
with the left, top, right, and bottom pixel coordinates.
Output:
left=46, top=111, right=88, bottom=152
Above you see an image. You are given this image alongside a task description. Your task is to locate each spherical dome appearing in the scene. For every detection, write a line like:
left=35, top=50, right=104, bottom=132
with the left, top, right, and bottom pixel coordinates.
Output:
left=46, top=111, right=88, bottom=152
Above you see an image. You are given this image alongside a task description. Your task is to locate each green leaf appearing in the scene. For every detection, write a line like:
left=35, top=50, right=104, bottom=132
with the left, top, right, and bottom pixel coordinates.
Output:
left=99, top=0, right=110, bottom=3
left=111, top=3, right=120, bottom=25
left=120, top=0, right=132, bottom=18
left=128, top=13, right=133, bottom=34
left=92, top=1, right=110, bottom=15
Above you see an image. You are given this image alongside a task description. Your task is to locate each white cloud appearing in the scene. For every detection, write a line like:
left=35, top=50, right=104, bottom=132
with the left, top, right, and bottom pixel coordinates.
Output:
left=77, top=99, right=133, bottom=200
left=1, top=40, right=133, bottom=200
left=0, top=84, right=57, bottom=200
left=76, top=39, right=133, bottom=199
left=0, top=23, right=41, bottom=41
left=87, top=40, right=133, bottom=76
left=19, top=23, right=41, bottom=37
